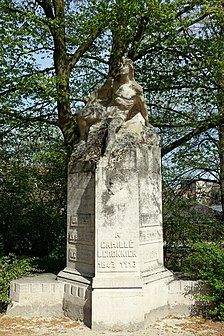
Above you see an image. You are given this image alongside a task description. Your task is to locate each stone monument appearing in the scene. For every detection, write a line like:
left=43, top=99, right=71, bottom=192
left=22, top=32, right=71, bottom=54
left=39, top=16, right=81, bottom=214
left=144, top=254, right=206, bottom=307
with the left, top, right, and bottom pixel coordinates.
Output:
left=57, top=57, right=173, bottom=329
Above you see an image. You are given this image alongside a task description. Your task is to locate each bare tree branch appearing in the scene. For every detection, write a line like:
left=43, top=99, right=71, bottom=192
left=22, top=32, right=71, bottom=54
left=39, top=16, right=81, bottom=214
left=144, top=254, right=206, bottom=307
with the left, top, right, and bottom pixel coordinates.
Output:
left=82, top=55, right=109, bottom=65
left=134, top=13, right=210, bottom=61
left=69, top=29, right=103, bottom=70
left=1, top=103, right=59, bottom=128
left=161, top=115, right=224, bottom=157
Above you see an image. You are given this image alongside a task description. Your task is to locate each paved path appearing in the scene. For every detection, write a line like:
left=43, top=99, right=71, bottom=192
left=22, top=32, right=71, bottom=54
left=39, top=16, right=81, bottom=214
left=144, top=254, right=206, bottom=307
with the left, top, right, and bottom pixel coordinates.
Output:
left=0, top=314, right=223, bottom=336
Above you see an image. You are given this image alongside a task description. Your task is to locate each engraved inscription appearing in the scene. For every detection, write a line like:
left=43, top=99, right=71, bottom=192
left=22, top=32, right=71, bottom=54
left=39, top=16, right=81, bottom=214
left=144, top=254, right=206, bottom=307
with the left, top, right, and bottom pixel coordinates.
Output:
left=100, top=240, right=134, bottom=249
left=141, top=249, right=161, bottom=272
left=68, top=229, right=94, bottom=244
left=140, top=228, right=162, bottom=244
left=69, top=247, right=77, bottom=261
left=70, top=215, right=78, bottom=226
left=68, top=230, right=78, bottom=243
left=97, top=233, right=138, bottom=273
left=98, top=249, right=137, bottom=258
left=140, top=214, right=159, bottom=227
left=68, top=246, right=93, bottom=264
left=70, top=214, right=91, bottom=227
left=98, top=260, right=115, bottom=269
left=98, top=260, right=136, bottom=269
left=79, top=248, right=93, bottom=264
left=119, top=260, right=136, bottom=269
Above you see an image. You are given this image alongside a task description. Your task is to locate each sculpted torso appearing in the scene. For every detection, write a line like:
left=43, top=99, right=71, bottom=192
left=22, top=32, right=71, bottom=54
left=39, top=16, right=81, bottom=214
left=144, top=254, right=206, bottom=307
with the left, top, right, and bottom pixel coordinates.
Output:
left=77, top=57, right=148, bottom=141
left=112, top=84, right=137, bottom=109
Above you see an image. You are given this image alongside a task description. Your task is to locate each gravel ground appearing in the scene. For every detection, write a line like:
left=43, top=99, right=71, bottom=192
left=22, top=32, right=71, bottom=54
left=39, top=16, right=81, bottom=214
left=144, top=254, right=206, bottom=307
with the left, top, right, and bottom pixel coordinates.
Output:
left=0, top=314, right=223, bottom=336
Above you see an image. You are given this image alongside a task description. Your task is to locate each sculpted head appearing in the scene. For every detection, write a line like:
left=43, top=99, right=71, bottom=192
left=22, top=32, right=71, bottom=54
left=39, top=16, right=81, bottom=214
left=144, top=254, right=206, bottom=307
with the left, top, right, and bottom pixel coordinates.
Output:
left=115, top=57, right=134, bottom=80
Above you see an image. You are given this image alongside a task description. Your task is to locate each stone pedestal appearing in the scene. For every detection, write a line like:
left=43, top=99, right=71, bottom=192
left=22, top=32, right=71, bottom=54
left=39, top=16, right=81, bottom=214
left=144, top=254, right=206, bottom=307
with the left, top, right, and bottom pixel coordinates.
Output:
left=58, top=125, right=173, bottom=329
left=6, top=58, right=203, bottom=325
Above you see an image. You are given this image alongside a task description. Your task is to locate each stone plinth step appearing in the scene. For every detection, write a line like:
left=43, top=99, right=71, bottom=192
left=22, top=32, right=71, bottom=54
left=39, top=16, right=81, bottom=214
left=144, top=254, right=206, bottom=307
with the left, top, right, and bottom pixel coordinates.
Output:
left=7, top=273, right=64, bottom=317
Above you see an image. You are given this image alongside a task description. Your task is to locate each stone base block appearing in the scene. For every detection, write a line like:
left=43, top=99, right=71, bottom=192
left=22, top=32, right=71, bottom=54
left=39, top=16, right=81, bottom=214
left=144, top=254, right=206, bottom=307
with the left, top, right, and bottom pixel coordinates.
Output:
left=7, top=271, right=209, bottom=328
left=57, top=268, right=92, bottom=327
left=168, top=273, right=208, bottom=316
left=143, top=268, right=173, bottom=314
left=91, top=287, right=144, bottom=330
left=58, top=269, right=145, bottom=330
left=7, top=273, right=64, bottom=317
left=57, top=268, right=174, bottom=330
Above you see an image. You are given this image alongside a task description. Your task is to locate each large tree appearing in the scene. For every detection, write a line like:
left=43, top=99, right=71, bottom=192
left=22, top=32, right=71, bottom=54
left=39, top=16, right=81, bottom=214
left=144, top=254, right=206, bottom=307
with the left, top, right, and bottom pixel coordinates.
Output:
left=148, top=0, right=224, bottom=214
left=1, top=0, right=223, bottom=153
left=1, top=0, right=224, bottom=213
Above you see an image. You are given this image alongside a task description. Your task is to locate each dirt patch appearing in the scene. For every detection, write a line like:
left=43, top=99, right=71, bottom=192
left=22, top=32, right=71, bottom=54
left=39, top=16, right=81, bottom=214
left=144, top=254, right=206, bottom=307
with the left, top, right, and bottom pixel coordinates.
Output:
left=0, top=315, right=81, bottom=336
left=0, top=314, right=223, bottom=336
left=147, top=315, right=224, bottom=336
left=178, top=317, right=224, bottom=336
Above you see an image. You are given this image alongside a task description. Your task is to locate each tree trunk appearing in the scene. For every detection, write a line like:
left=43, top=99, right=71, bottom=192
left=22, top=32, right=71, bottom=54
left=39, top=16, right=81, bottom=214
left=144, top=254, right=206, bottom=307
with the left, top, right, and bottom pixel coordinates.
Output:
left=39, top=0, right=78, bottom=156
left=217, top=2, right=224, bottom=219
left=53, top=40, right=78, bottom=155
left=108, top=1, right=131, bottom=75
left=52, top=0, right=78, bottom=155
left=218, top=125, right=224, bottom=219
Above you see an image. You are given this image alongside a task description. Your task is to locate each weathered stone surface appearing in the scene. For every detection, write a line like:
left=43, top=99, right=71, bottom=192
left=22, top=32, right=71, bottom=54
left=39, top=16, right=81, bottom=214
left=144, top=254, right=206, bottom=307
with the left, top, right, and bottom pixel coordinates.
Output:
left=58, top=114, right=173, bottom=329
left=77, top=57, right=148, bottom=143
left=57, top=58, right=175, bottom=329
left=7, top=274, right=64, bottom=317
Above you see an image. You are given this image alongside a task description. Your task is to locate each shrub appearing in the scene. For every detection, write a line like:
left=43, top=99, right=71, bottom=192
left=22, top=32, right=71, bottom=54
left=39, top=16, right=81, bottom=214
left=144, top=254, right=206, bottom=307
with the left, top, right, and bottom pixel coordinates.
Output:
left=0, top=159, right=66, bottom=258
left=0, top=254, right=38, bottom=311
left=187, top=242, right=224, bottom=320
left=36, top=243, right=66, bottom=274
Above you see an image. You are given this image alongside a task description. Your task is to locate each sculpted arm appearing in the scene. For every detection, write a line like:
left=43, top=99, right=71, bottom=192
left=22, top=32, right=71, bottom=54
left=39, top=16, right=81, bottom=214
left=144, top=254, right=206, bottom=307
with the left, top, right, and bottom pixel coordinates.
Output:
left=139, top=95, right=148, bottom=123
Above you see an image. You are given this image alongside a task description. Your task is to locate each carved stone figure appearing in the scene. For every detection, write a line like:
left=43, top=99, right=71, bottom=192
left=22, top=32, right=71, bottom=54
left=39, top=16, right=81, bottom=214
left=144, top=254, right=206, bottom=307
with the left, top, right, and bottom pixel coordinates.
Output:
left=77, top=57, right=148, bottom=148
left=58, top=58, right=174, bottom=330
left=77, top=78, right=113, bottom=141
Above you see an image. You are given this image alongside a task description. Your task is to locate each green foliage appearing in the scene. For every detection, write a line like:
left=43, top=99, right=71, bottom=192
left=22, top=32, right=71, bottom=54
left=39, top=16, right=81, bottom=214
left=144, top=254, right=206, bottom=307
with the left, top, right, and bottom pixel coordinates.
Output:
left=0, top=254, right=38, bottom=311
left=0, top=140, right=66, bottom=308
left=0, top=166, right=66, bottom=257
left=0, top=140, right=67, bottom=260
left=163, top=184, right=223, bottom=270
left=187, top=242, right=224, bottom=320
left=36, top=244, right=66, bottom=274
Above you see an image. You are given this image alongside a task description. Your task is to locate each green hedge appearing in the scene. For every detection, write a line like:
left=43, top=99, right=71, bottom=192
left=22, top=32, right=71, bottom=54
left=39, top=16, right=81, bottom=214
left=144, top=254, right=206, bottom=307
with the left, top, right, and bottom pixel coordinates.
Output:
left=187, top=242, right=224, bottom=320
left=0, top=254, right=38, bottom=311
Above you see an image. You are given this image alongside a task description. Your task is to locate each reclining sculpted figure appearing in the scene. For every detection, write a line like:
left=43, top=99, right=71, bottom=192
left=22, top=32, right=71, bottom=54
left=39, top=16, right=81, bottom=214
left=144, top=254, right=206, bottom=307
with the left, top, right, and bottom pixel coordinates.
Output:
left=77, top=57, right=148, bottom=149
